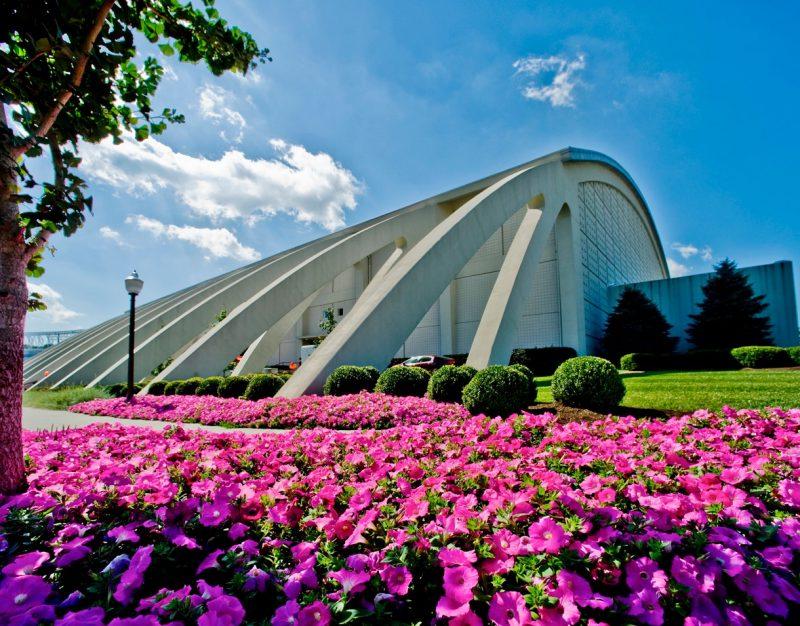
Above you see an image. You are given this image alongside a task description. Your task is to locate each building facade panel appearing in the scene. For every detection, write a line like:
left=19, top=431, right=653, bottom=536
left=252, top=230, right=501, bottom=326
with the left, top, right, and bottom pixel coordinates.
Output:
left=578, top=181, right=665, bottom=352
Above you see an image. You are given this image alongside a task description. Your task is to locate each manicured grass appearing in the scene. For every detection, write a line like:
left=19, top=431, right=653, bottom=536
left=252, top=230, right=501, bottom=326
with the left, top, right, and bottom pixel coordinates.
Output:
left=23, top=386, right=110, bottom=410
left=536, top=368, right=800, bottom=413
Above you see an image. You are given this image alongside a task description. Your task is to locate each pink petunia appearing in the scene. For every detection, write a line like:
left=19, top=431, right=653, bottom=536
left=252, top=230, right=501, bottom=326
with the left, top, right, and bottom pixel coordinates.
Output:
left=487, top=591, right=532, bottom=626
left=297, top=601, right=331, bottom=626
left=626, top=557, right=668, bottom=594
left=528, top=517, right=568, bottom=554
left=380, top=565, right=412, bottom=596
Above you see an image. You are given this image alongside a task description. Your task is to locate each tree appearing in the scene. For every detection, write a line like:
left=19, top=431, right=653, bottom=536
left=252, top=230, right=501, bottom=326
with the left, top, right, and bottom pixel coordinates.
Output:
left=687, top=258, right=772, bottom=350
left=1, top=0, right=269, bottom=493
left=314, top=306, right=337, bottom=345
left=601, top=286, right=677, bottom=364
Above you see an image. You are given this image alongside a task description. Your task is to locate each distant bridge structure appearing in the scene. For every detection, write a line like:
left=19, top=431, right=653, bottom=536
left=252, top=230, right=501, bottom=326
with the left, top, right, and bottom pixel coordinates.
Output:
left=24, top=330, right=82, bottom=360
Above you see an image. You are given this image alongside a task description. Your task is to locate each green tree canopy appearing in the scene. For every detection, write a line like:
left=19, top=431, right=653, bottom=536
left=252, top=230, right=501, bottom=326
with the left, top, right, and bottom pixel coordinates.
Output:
left=687, top=258, right=772, bottom=350
left=601, top=286, right=677, bottom=364
left=0, top=0, right=269, bottom=493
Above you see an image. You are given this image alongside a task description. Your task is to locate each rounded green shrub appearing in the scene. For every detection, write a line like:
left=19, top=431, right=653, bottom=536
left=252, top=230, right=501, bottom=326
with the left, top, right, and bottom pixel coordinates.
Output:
left=195, top=376, right=224, bottom=396
left=217, top=375, right=251, bottom=399
left=618, top=353, right=672, bottom=371
left=242, top=373, right=285, bottom=400
left=461, top=365, right=532, bottom=417
left=551, top=356, right=625, bottom=410
left=508, top=363, right=534, bottom=380
left=147, top=380, right=168, bottom=396
left=163, top=380, right=183, bottom=396
left=277, top=372, right=293, bottom=382
left=374, top=366, right=430, bottom=397
left=323, top=365, right=378, bottom=396
left=788, top=346, right=800, bottom=366
left=427, top=365, right=476, bottom=403
left=176, top=377, right=204, bottom=395
left=106, top=382, right=142, bottom=397
left=730, top=346, right=793, bottom=369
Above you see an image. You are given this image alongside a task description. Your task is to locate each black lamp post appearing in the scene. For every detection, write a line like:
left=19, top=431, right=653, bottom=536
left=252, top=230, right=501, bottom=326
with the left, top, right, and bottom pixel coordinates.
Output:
left=124, top=270, right=144, bottom=401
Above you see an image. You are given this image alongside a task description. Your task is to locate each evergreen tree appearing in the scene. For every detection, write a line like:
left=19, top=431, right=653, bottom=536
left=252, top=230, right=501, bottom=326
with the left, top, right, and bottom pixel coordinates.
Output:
left=686, top=258, right=772, bottom=349
left=602, top=286, right=677, bottom=364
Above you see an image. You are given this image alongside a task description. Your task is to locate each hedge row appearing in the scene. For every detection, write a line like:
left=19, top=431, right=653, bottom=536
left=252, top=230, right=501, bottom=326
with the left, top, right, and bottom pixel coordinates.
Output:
left=620, top=345, right=800, bottom=371
left=143, top=372, right=288, bottom=400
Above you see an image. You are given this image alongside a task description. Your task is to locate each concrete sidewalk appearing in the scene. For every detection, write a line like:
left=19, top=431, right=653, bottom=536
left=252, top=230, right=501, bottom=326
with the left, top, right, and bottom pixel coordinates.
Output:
left=22, top=407, right=273, bottom=434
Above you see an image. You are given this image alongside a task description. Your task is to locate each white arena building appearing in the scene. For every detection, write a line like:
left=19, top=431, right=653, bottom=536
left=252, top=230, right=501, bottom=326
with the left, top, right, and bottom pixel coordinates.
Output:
left=25, top=147, right=797, bottom=396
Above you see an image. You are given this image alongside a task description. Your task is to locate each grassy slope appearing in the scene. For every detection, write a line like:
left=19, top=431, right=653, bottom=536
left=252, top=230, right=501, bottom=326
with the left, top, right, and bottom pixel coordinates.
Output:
left=536, top=369, right=800, bottom=413
left=23, top=386, right=110, bottom=410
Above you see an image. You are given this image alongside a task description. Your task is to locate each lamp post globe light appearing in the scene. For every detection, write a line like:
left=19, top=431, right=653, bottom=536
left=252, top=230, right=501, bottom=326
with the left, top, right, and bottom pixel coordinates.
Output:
left=124, top=270, right=143, bottom=400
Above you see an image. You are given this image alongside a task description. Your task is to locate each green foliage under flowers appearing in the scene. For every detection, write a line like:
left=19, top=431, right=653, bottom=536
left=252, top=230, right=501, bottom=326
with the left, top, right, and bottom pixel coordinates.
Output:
left=789, top=346, right=800, bottom=365
left=163, top=380, right=182, bottom=396
left=22, top=385, right=109, bottom=410
left=551, top=356, right=625, bottom=410
left=195, top=376, right=224, bottom=396
left=217, top=375, right=251, bottom=399
left=731, top=346, right=793, bottom=369
left=147, top=380, right=168, bottom=396
left=241, top=373, right=285, bottom=400
left=323, top=365, right=379, bottom=396
left=374, top=366, right=430, bottom=397
left=461, top=365, right=533, bottom=417
left=175, top=377, right=204, bottom=395
left=509, top=346, right=577, bottom=376
left=426, top=365, right=476, bottom=403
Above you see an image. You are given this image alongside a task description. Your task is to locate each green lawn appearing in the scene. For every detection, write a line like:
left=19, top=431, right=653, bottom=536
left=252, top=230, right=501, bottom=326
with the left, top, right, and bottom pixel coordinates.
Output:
left=536, top=369, right=800, bottom=413
left=23, top=386, right=110, bottom=410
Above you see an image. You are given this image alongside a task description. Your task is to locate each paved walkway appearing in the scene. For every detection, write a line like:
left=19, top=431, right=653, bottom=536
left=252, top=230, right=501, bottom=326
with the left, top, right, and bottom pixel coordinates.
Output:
left=22, top=407, right=273, bottom=434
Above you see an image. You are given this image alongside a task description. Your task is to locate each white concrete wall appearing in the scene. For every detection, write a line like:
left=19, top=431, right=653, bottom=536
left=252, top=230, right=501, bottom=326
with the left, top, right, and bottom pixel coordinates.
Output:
left=608, top=260, right=799, bottom=351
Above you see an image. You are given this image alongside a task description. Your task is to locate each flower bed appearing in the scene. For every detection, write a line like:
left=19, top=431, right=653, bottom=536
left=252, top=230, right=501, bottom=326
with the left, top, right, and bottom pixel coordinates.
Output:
left=69, top=392, right=470, bottom=429
left=2, top=407, right=800, bottom=624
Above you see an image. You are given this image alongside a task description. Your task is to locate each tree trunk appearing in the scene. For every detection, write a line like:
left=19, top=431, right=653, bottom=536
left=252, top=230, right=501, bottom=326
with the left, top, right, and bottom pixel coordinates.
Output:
left=0, top=142, right=27, bottom=494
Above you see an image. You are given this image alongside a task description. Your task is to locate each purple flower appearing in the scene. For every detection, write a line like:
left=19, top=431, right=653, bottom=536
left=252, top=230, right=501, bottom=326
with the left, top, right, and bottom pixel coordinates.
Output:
left=380, top=565, right=412, bottom=596
left=1, top=552, right=49, bottom=577
left=626, top=557, right=668, bottom=593
left=113, top=545, right=154, bottom=605
left=108, top=617, right=161, bottom=626
left=0, top=575, right=53, bottom=624
left=297, top=601, right=331, bottom=626
left=197, top=549, right=225, bottom=574
left=328, top=569, right=371, bottom=597
left=200, top=495, right=232, bottom=527
left=198, top=594, right=245, bottom=626
left=55, top=607, right=105, bottom=625
left=101, top=554, right=131, bottom=577
left=271, top=600, right=300, bottom=626
left=705, top=543, right=745, bottom=576
left=626, top=587, right=664, bottom=626
left=670, top=555, right=716, bottom=593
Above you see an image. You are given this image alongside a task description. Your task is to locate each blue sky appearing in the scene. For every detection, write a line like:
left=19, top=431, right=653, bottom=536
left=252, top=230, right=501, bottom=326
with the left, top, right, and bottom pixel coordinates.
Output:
left=26, top=0, right=800, bottom=331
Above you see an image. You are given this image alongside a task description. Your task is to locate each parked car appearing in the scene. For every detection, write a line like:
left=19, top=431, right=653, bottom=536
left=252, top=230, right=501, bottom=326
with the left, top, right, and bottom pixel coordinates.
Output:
left=400, top=355, right=456, bottom=371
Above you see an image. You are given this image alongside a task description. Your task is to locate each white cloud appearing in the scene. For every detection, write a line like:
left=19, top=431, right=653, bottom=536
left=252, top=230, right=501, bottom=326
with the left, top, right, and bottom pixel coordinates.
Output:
left=671, top=242, right=698, bottom=259
left=80, top=134, right=361, bottom=231
left=27, top=283, right=82, bottom=324
left=667, top=257, right=690, bottom=277
left=197, top=83, right=247, bottom=143
left=671, top=242, right=713, bottom=261
left=125, top=214, right=259, bottom=262
left=99, top=225, right=125, bottom=246
left=513, top=54, right=586, bottom=107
